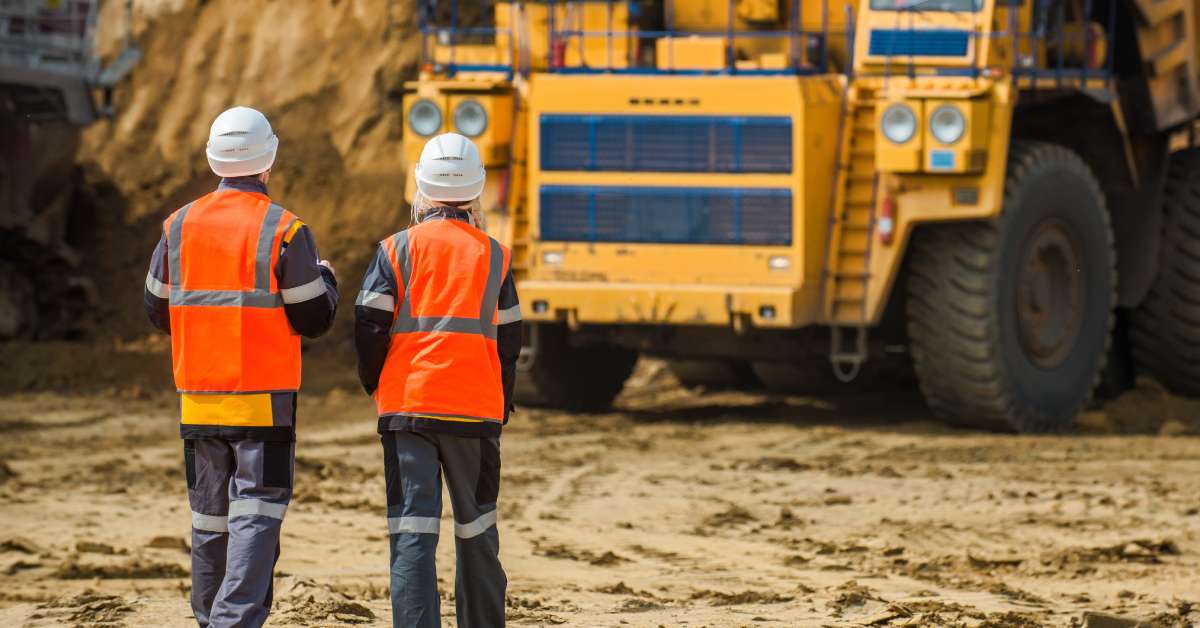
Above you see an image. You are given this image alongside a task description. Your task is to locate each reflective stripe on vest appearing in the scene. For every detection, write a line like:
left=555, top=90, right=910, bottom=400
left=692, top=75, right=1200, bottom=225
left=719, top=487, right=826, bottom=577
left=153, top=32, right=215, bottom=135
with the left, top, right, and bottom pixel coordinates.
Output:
left=374, top=220, right=510, bottom=423
left=388, top=229, right=505, bottom=340
left=167, top=201, right=286, bottom=309
left=165, top=190, right=301, bottom=407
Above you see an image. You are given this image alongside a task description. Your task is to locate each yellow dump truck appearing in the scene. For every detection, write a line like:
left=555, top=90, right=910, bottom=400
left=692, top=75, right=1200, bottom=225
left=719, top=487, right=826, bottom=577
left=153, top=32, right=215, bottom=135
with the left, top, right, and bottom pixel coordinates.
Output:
left=402, top=0, right=1200, bottom=431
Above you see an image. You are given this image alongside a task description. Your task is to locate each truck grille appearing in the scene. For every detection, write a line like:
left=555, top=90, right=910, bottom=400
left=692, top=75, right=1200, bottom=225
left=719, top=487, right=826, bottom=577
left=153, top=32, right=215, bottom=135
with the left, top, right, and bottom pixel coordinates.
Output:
left=540, top=115, right=792, bottom=174
left=539, top=185, right=792, bottom=246
left=868, top=29, right=970, bottom=57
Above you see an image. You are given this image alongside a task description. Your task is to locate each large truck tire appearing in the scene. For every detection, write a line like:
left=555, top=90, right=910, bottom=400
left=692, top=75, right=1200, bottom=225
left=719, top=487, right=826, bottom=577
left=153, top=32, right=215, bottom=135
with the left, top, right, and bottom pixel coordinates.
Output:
left=1132, top=149, right=1200, bottom=396
left=668, top=359, right=759, bottom=391
left=515, top=323, right=638, bottom=412
left=906, top=141, right=1115, bottom=432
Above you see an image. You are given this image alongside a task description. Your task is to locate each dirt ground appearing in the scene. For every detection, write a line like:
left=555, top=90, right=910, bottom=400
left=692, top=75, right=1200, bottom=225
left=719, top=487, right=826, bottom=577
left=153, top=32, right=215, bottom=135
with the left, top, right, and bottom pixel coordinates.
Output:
left=1, top=352, right=1198, bottom=628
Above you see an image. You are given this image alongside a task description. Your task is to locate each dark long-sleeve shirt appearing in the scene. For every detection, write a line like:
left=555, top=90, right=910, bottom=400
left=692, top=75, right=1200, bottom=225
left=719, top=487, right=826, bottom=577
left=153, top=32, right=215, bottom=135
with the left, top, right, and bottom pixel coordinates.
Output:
left=143, top=177, right=339, bottom=339
left=354, top=218, right=522, bottom=425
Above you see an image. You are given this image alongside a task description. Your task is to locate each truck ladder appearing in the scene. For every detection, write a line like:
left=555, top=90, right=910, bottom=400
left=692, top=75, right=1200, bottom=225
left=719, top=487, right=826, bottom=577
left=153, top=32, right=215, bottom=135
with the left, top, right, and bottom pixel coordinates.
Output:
left=822, top=87, right=880, bottom=381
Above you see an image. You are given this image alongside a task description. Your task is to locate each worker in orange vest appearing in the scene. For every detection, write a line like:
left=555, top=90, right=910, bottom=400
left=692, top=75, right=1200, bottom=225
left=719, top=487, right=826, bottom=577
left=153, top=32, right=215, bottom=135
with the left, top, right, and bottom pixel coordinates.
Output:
left=355, top=132, right=521, bottom=628
left=143, top=106, right=338, bottom=628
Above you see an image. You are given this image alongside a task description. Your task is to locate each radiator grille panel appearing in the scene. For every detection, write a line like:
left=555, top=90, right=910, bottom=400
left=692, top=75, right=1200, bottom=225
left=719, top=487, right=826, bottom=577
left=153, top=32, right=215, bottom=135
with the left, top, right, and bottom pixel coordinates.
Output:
left=868, top=29, right=970, bottom=57
left=539, top=185, right=792, bottom=246
left=540, top=115, right=792, bottom=173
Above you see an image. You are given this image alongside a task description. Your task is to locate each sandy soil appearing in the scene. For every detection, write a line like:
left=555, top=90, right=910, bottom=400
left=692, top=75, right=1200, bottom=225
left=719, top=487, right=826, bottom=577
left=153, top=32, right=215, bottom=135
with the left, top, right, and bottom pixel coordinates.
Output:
left=1, top=357, right=1198, bottom=627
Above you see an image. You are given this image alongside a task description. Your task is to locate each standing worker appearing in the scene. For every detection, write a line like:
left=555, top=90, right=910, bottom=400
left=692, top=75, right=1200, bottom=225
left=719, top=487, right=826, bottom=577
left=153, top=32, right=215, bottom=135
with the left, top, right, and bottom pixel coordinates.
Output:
left=143, top=106, right=339, bottom=628
left=355, top=132, right=521, bottom=628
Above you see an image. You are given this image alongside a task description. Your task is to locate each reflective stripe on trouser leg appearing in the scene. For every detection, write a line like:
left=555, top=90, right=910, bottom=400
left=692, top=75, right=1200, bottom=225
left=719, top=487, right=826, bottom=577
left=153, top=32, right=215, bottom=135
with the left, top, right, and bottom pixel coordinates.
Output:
left=186, top=439, right=234, bottom=628
left=208, top=440, right=292, bottom=628
left=384, top=431, right=443, bottom=628
left=439, top=434, right=507, bottom=628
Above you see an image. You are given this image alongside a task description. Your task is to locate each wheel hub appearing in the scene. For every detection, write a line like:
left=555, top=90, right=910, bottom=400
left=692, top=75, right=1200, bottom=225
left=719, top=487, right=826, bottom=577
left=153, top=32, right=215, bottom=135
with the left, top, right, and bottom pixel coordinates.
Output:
left=1016, top=220, right=1083, bottom=368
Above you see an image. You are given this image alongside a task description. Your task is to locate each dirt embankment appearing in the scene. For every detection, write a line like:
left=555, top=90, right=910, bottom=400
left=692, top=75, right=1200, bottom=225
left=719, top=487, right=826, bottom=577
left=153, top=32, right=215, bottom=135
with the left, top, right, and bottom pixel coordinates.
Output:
left=77, top=0, right=421, bottom=339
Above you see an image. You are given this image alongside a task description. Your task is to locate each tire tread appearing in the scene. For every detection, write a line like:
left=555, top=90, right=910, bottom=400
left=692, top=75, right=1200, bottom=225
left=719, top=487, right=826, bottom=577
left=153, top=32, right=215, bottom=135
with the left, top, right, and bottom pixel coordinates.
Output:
left=906, top=141, right=1115, bottom=432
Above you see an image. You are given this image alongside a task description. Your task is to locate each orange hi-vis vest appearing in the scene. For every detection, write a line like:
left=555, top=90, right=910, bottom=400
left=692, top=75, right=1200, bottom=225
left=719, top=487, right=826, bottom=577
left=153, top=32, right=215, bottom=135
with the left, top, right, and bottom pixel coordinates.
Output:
left=375, top=218, right=511, bottom=426
left=164, top=188, right=302, bottom=427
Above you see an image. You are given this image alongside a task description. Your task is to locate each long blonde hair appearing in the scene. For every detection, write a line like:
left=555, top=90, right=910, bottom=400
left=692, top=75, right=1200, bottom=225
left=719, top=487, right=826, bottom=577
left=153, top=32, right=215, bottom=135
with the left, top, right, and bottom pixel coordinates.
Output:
left=410, top=191, right=486, bottom=231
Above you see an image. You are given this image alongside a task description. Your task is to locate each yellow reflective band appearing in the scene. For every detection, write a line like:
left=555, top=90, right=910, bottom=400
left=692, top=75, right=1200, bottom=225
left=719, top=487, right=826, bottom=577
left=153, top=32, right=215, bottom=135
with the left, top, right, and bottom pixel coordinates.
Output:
left=181, top=394, right=274, bottom=426
left=412, top=413, right=484, bottom=424
left=283, top=220, right=305, bottom=245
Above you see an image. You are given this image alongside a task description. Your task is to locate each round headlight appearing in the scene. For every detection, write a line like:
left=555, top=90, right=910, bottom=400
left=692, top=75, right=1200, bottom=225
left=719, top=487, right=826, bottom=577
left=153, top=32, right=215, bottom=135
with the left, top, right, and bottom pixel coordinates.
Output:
left=930, top=105, right=966, bottom=145
left=453, top=100, right=488, bottom=137
left=881, top=104, right=917, bottom=144
left=408, top=99, right=442, bottom=137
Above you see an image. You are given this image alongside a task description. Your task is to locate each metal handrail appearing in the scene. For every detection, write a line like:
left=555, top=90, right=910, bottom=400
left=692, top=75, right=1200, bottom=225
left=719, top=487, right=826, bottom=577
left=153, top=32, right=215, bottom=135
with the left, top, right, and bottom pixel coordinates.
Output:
left=416, top=0, right=1120, bottom=88
left=0, top=0, right=99, bottom=75
left=418, top=0, right=847, bottom=76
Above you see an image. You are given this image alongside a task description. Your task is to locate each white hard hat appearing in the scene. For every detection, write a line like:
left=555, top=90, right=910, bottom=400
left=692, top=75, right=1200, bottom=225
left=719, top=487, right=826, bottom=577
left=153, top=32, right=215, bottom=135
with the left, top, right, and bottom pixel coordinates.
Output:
left=414, top=132, right=485, bottom=202
left=205, top=106, right=279, bottom=178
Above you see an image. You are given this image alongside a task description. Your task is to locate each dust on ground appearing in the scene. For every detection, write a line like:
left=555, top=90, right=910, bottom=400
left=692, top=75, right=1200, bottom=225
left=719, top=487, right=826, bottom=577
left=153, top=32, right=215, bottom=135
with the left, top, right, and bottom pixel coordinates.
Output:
left=1, top=357, right=1198, bottom=627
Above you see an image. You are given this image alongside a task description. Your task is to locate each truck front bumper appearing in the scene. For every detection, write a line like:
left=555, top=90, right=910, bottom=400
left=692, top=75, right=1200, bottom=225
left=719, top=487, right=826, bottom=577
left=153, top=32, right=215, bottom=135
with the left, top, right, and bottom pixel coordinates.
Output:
left=518, top=281, right=813, bottom=329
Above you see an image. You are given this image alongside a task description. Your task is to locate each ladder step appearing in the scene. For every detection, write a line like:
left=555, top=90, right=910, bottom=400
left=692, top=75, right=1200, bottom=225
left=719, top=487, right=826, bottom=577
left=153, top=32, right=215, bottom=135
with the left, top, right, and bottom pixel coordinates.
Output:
left=835, top=281, right=867, bottom=297
left=843, top=210, right=873, bottom=223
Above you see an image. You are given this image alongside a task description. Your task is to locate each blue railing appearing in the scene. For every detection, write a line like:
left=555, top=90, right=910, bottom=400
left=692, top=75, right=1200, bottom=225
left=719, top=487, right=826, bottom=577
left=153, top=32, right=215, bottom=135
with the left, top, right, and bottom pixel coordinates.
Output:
left=864, top=0, right=1117, bottom=90
left=417, top=1, right=1119, bottom=91
left=417, top=0, right=850, bottom=77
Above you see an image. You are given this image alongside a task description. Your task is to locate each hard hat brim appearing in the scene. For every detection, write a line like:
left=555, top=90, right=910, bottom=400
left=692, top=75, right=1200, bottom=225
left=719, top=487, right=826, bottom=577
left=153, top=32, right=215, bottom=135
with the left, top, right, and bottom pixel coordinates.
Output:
left=414, top=168, right=486, bottom=203
left=206, top=135, right=279, bottom=178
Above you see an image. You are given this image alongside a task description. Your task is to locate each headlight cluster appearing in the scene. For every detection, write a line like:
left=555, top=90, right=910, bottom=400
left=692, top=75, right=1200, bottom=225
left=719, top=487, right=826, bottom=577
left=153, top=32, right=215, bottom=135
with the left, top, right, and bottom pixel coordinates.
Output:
left=453, top=101, right=488, bottom=137
left=880, top=103, right=966, bottom=145
left=407, top=98, right=489, bottom=138
left=929, top=105, right=966, bottom=144
left=881, top=104, right=917, bottom=144
left=408, top=99, right=441, bottom=137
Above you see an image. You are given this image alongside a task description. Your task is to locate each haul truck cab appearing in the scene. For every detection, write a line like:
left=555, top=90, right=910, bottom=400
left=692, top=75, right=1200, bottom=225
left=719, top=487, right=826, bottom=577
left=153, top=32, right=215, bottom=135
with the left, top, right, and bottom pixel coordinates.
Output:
left=403, top=0, right=1200, bottom=432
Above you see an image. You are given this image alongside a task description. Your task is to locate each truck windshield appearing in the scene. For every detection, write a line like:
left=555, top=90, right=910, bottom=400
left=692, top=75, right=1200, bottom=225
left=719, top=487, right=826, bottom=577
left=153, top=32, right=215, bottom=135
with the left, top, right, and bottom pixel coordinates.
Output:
left=870, top=0, right=982, bottom=11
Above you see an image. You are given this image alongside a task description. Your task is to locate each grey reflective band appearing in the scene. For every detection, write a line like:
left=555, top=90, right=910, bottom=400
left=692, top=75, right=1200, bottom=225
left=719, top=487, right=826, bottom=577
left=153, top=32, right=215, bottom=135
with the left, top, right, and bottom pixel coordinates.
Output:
left=167, top=202, right=193, bottom=287
left=167, top=200, right=288, bottom=310
left=281, top=276, right=327, bottom=304
left=255, top=204, right=285, bottom=290
left=392, top=316, right=496, bottom=339
left=454, top=510, right=497, bottom=539
left=228, top=498, right=288, bottom=521
left=479, top=238, right=504, bottom=335
left=145, top=273, right=170, bottom=299
left=192, top=511, right=229, bottom=533
left=393, top=230, right=413, bottom=322
left=171, top=290, right=283, bottom=308
left=389, top=230, right=505, bottom=339
left=356, top=290, right=395, bottom=312
left=497, top=303, right=522, bottom=325
left=388, top=516, right=440, bottom=535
